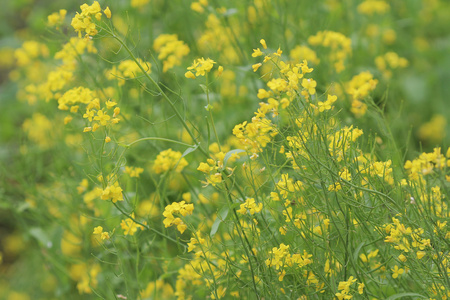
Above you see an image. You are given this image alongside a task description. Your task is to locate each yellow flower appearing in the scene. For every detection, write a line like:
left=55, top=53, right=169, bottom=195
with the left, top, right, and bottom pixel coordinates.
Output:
left=398, top=253, right=407, bottom=262
left=252, top=63, right=262, bottom=72
left=260, top=39, right=267, bottom=49
left=237, top=198, right=263, bottom=215
left=273, top=48, right=282, bottom=57
left=252, top=48, right=263, bottom=57
left=113, top=107, right=120, bottom=117
left=93, top=109, right=110, bottom=126
left=187, top=57, right=216, bottom=77
left=301, top=78, right=317, bottom=95
left=358, top=282, right=365, bottom=294
left=93, top=226, right=110, bottom=240
left=162, top=201, right=194, bottom=233
left=391, top=265, right=404, bottom=278
left=64, top=116, right=73, bottom=124
left=416, top=251, right=426, bottom=260
left=125, top=166, right=144, bottom=178
left=153, top=149, right=188, bottom=174
left=153, top=34, right=190, bottom=72
left=104, top=7, right=111, bottom=18
left=47, top=9, right=67, bottom=27
left=197, top=162, right=212, bottom=173
left=131, top=0, right=150, bottom=8
left=121, top=214, right=145, bottom=236
left=93, top=226, right=103, bottom=235
left=105, top=100, right=117, bottom=109
left=357, top=0, right=390, bottom=15
left=185, top=71, right=196, bottom=79
left=101, top=184, right=123, bottom=203
left=101, top=232, right=110, bottom=240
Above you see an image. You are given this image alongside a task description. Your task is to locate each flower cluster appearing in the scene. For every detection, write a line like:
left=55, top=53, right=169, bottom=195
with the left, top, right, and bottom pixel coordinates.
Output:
left=404, top=147, right=449, bottom=182
left=153, top=149, right=188, bottom=174
left=7, top=1, right=450, bottom=299
left=124, top=166, right=144, bottom=178
left=232, top=117, right=277, bottom=154
left=22, top=113, right=55, bottom=150
left=345, top=71, right=378, bottom=117
left=418, top=114, right=447, bottom=144
left=307, top=30, right=352, bottom=73
left=375, top=51, right=408, bottom=79
left=153, top=34, right=190, bottom=72
left=120, top=214, right=146, bottom=236
left=311, top=94, right=338, bottom=113
left=335, top=276, right=364, bottom=299
left=265, top=243, right=313, bottom=281
left=106, top=59, right=151, bottom=86
left=327, top=125, right=364, bottom=161
left=70, top=263, right=101, bottom=294
left=190, top=0, right=208, bottom=13
left=93, top=226, right=110, bottom=240
left=185, top=57, right=216, bottom=79
left=100, top=183, right=123, bottom=203
left=14, top=41, right=49, bottom=67
left=237, top=198, right=263, bottom=215
left=290, top=45, right=320, bottom=65
left=197, top=14, right=239, bottom=63
left=81, top=97, right=121, bottom=133
left=357, top=0, right=390, bottom=16
left=71, top=1, right=111, bottom=38
left=47, top=9, right=67, bottom=28
left=187, top=231, right=206, bottom=252
left=162, top=201, right=194, bottom=234
left=270, top=174, right=303, bottom=202
left=54, top=37, right=97, bottom=68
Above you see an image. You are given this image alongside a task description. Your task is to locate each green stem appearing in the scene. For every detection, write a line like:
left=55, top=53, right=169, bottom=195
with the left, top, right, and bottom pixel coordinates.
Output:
left=125, top=137, right=194, bottom=148
left=105, top=26, right=209, bottom=158
left=205, top=73, right=221, bottom=151
left=112, top=202, right=184, bottom=247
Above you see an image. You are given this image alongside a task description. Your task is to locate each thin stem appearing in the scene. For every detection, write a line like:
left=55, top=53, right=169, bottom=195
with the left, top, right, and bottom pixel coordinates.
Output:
left=205, top=73, right=221, bottom=151
left=104, top=26, right=209, bottom=158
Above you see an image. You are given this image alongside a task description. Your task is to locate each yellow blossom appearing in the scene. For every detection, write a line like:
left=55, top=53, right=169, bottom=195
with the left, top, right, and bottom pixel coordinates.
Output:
left=153, top=149, right=188, bottom=174
left=104, top=7, right=111, bottom=18
left=416, top=251, right=426, bottom=260
left=187, top=57, right=216, bottom=77
left=125, top=166, right=144, bottom=178
left=260, top=39, right=267, bottom=49
left=252, top=48, right=263, bottom=57
left=391, top=265, right=404, bottom=278
left=121, top=214, right=145, bottom=236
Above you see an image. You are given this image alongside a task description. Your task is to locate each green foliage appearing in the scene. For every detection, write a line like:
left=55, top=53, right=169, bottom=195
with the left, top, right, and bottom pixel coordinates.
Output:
left=1, top=0, right=450, bottom=299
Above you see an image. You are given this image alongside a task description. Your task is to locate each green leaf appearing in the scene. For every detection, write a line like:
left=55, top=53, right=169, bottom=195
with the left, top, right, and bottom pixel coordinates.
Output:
left=352, top=242, right=365, bottom=262
left=199, top=84, right=208, bottom=93
left=182, top=144, right=199, bottom=158
left=223, top=149, right=246, bottom=168
left=386, top=293, right=427, bottom=300
left=29, top=227, right=51, bottom=248
left=223, top=8, right=238, bottom=17
left=210, top=206, right=229, bottom=237
left=16, top=201, right=31, bottom=213
left=0, top=200, right=11, bottom=209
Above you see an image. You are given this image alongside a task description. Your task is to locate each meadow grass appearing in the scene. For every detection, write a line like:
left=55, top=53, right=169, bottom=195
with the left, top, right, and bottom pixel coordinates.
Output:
left=0, top=1, right=450, bottom=299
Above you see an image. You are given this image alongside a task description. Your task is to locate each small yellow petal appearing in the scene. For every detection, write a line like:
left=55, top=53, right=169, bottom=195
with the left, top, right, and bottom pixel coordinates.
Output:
left=104, top=7, right=111, bottom=18
left=185, top=71, right=196, bottom=79
left=252, top=63, right=262, bottom=72
left=260, top=39, right=267, bottom=49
